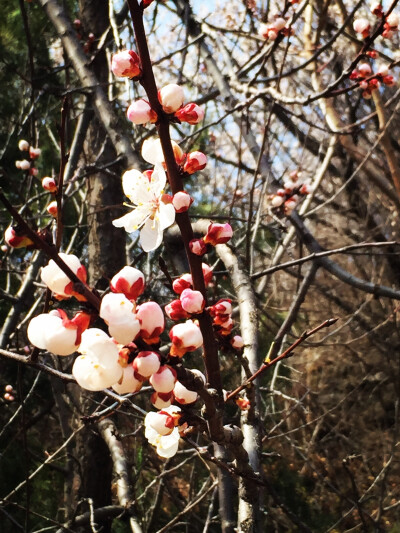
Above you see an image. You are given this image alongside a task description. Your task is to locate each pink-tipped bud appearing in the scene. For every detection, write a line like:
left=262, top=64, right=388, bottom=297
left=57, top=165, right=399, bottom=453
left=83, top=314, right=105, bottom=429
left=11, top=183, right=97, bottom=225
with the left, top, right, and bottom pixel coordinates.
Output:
left=358, top=63, right=372, bottom=77
left=29, top=167, right=38, bottom=176
left=386, top=12, right=400, bottom=28
left=47, top=201, right=58, bottom=217
left=180, top=289, right=205, bottom=314
left=353, top=18, right=370, bottom=37
left=382, top=25, right=394, bottom=38
left=29, top=147, right=41, bottom=159
left=377, top=64, right=389, bottom=77
left=147, top=410, right=175, bottom=435
left=5, top=385, right=13, bottom=393
left=172, top=273, right=193, bottom=294
left=204, top=223, right=233, bottom=246
left=174, top=381, right=198, bottom=404
left=231, top=335, right=244, bottom=349
left=18, top=139, right=29, bottom=151
left=42, top=177, right=57, bottom=193
left=4, top=226, right=34, bottom=249
left=284, top=198, right=297, bottom=215
left=383, top=75, right=395, bottom=86
left=136, top=301, right=165, bottom=342
left=189, top=238, right=207, bottom=256
left=202, top=263, right=213, bottom=284
left=165, top=300, right=190, bottom=321
left=110, top=266, right=145, bottom=301
left=127, top=99, right=157, bottom=125
left=1, top=245, right=7, bottom=252
left=271, top=195, right=284, bottom=207
left=169, top=319, right=203, bottom=357
left=172, top=191, right=193, bottom=213
left=149, top=365, right=177, bottom=393
left=111, top=50, right=141, bottom=78
left=209, top=298, right=232, bottom=317
left=274, top=17, right=287, bottom=31
left=159, top=84, right=185, bottom=113
left=183, top=151, right=207, bottom=174
left=359, top=80, right=369, bottom=90
left=371, top=2, right=383, bottom=16
left=133, top=351, right=161, bottom=379
left=151, top=391, right=173, bottom=409
left=175, top=103, right=204, bottom=124
left=4, top=393, right=14, bottom=401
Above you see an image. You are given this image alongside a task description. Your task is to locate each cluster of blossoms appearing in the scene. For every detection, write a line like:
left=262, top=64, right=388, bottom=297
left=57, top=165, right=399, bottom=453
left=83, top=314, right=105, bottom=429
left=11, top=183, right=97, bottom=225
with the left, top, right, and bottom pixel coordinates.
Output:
left=353, top=8, right=399, bottom=39
left=268, top=170, right=312, bottom=215
left=350, top=62, right=395, bottom=98
left=258, top=16, right=294, bottom=41
left=15, top=139, right=41, bottom=176
left=3, top=384, right=16, bottom=403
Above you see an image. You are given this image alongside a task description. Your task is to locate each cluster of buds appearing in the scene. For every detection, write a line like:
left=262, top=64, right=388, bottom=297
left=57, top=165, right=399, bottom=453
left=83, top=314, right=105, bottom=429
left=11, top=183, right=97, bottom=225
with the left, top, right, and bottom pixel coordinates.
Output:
left=189, top=223, right=233, bottom=257
left=269, top=170, right=312, bottom=215
left=353, top=10, right=400, bottom=39
left=208, top=299, right=244, bottom=349
left=15, top=139, right=41, bottom=176
left=383, top=12, right=400, bottom=38
left=4, top=384, right=16, bottom=402
left=259, top=17, right=294, bottom=41
left=350, top=62, right=395, bottom=98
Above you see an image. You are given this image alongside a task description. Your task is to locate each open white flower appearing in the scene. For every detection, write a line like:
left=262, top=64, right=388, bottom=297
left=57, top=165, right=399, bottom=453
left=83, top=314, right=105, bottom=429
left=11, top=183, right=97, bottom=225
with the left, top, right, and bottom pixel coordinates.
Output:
left=144, top=405, right=181, bottom=458
left=113, top=164, right=175, bottom=252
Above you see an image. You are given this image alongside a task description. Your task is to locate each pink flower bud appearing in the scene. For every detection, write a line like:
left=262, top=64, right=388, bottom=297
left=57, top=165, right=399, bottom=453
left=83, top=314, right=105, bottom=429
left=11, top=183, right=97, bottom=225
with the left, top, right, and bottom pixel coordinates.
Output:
left=147, top=410, right=175, bottom=436
left=110, top=266, right=145, bottom=301
left=42, top=177, right=57, bottom=193
left=149, top=365, right=177, bottom=393
left=204, top=223, right=233, bottom=246
left=284, top=198, right=297, bottom=215
left=169, top=319, right=203, bottom=357
left=127, top=99, right=157, bottom=125
left=231, top=335, right=244, bottom=349
left=4, top=393, right=14, bottom=402
left=18, top=139, right=29, bottom=151
left=386, top=12, right=399, bottom=28
left=41, top=253, right=87, bottom=299
left=172, top=274, right=193, bottom=294
left=175, top=103, right=204, bottom=124
left=29, top=167, right=38, bottom=176
left=274, top=17, right=287, bottom=31
left=4, top=226, right=34, bottom=249
left=183, top=151, right=207, bottom=174
left=258, top=23, right=269, bottom=38
left=29, top=147, right=41, bottom=159
left=47, top=201, right=58, bottom=217
left=1, top=245, right=7, bottom=252
left=382, top=25, right=394, bottom=38
left=174, top=381, right=198, bottom=404
left=172, top=191, right=193, bottom=213
left=151, top=391, right=173, bottom=409
left=189, top=238, right=207, bottom=256
left=267, top=28, right=279, bottom=40
left=165, top=299, right=190, bottom=321
left=353, top=18, right=370, bottom=37
left=136, top=301, right=165, bottom=342
left=271, top=195, right=284, bottom=207
left=180, top=289, right=205, bottom=314
left=159, top=84, right=185, bottom=113
left=202, top=263, right=213, bottom=284
left=209, top=298, right=232, bottom=317
left=19, top=159, right=30, bottom=170
left=383, top=75, right=395, bottom=86
left=377, top=64, right=389, bottom=77
left=132, top=351, right=161, bottom=379
left=359, top=80, right=369, bottom=90
left=5, top=385, right=13, bottom=393
left=112, top=365, right=142, bottom=394
left=371, top=2, right=383, bottom=16
left=111, top=50, right=141, bottom=78
left=358, top=63, right=372, bottom=77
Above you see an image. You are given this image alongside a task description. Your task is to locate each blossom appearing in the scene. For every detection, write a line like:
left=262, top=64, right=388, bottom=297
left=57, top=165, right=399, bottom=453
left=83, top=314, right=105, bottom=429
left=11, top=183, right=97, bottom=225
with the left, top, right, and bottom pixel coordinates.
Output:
left=169, top=319, right=203, bottom=357
left=141, top=137, right=185, bottom=166
left=174, top=381, right=198, bottom=404
left=165, top=299, right=190, bottom=321
left=99, top=293, right=140, bottom=345
left=132, top=351, right=161, bottom=379
left=127, top=99, right=157, bottom=125
left=47, top=201, right=58, bottom=217
left=136, top=301, right=165, bottom=342
left=111, top=50, right=141, bottom=78
left=41, top=253, right=87, bottom=300
left=112, top=365, right=142, bottom=394
left=112, top=164, right=175, bottom=252
left=110, top=266, right=145, bottom=301
left=180, top=289, right=205, bottom=314
left=231, top=335, right=244, bottom=349
left=189, top=238, right=207, bottom=256
left=18, top=139, right=29, bottom=151
left=159, top=84, right=185, bottom=113
left=172, top=273, right=193, bottom=294
left=204, top=223, right=233, bottom=245
left=151, top=391, right=173, bottom=409
left=29, top=147, right=41, bottom=159
left=144, top=405, right=182, bottom=458
left=202, top=263, right=213, bottom=284
left=4, top=226, right=34, bottom=249
left=42, top=177, right=57, bottom=193
left=353, top=18, right=370, bottom=37
left=149, top=365, right=177, bottom=393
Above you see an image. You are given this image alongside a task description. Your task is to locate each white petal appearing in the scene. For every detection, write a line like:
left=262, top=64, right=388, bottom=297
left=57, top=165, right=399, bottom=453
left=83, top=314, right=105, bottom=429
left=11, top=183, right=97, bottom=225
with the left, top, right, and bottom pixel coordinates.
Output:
left=150, top=164, right=167, bottom=193
left=157, top=429, right=180, bottom=458
left=142, top=138, right=164, bottom=165
left=113, top=206, right=150, bottom=233
left=140, top=218, right=163, bottom=252
left=121, top=169, right=143, bottom=201
left=158, top=202, right=175, bottom=231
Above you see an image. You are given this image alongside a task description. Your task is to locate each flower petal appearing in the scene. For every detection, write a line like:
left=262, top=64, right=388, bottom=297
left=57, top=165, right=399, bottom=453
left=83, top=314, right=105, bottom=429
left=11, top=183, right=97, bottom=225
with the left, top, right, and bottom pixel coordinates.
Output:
left=113, top=206, right=150, bottom=233
left=140, top=218, right=163, bottom=252
left=150, top=164, right=167, bottom=194
left=123, top=170, right=153, bottom=204
left=158, top=202, right=175, bottom=231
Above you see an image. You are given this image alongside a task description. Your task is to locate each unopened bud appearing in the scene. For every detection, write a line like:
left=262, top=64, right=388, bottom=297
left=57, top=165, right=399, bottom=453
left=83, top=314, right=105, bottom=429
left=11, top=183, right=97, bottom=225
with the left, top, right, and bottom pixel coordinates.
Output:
left=175, top=103, right=204, bottom=124
left=159, top=84, right=185, bottom=113
left=204, top=223, right=233, bottom=246
left=18, top=139, right=29, bottom=151
left=183, top=151, right=207, bottom=174
left=172, top=191, right=193, bottom=213
left=127, top=99, right=157, bottom=125
left=47, top=201, right=58, bottom=217
left=189, top=238, right=207, bottom=256
left=42, top=177, right=57, bottom=193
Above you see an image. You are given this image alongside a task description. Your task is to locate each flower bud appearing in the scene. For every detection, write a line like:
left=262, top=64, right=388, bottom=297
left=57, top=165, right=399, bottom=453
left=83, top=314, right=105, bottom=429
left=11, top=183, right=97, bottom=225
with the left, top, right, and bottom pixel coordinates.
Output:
left=172, top=191, right=193, bottom=213
left=133, top=351, right=161, bottom=379
left=42, top=176, right=57, bottom=193
left=41, top=253, right=87, bottom=299
left=165, top=299, right=190, bottom=321
left=271, top=195, right=284, bottom=207
left=127, top=99, right=157, bottom=125
left=172, top=273, right=193, bottom=294
left=183, top=151, right=207, bottom=174
left=174, top=381, right=198, bottom=404
left=4, top=226, right=34, bottom=249
left=111, top=50, right=141, bottom=78
left=47, top=201, right=58, bottom=217
left=231, top=335, right=244, bottom=349
left=100, top=293, right=140, bottom=345
left=18, top=159, right=30, bottom=170
left=18, top=139, right=29, bottom=151
left=149, top=365, right=177, bottom=393
left=353, top=18, right=370, bottom=37
left=29, top=167, right=38, bottom=176
left=274, top=17, right=287, bottom=31
left=383, top=75, right=395, bottom=86
left=29, top=147, right=41, bottom=159
left=202, top=263, right=213, bottom=284
left=204, top=223, right=233, bottom=246
left=136, top=301, right=165, bottom=342
left=1, top=245, right=7, bottom=252
left=180, top=289, right=205, bottom=314
left=112, top=365, right=142, bottom=394
left=209, top=299, right=232, bottom=317
left=159, top=84, right=185, bottom=113
left=147, top=410, right=176, bottom=435
left=169, top=319, right=203, bottom=357
left=371, top=2, right=383, bottom=16
left=142, top=137, right=185, bottom=165
left=151, top=391, right=173, bottom=409
left=387, top=12, right=399, bottom=28
left=189, top=238, right=207, bottom=256
left=175, top=103, right=204, bottom=124
left=358, top=63, right=372, bottom=77
left=110, top=266, right=145, bottom=301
